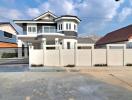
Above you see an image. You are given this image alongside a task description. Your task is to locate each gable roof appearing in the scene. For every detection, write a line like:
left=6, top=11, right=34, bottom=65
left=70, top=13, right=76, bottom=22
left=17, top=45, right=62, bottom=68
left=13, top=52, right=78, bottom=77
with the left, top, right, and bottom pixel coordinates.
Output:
left=96, top=24, right=132, bottom=45
left=0, top=22, right=19, bottom=34
left=33, top=11, right=58, bottom=20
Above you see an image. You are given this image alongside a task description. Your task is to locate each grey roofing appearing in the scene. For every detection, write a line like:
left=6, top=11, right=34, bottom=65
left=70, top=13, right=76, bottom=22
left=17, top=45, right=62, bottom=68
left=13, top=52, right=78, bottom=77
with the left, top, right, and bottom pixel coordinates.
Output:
left=77, top=37, right=95, bottom=44
left=56, top=15, right=81, bottom=21
left=61, top=31, right=78, bottom=37
left=33, top=11, right=58, bottom=20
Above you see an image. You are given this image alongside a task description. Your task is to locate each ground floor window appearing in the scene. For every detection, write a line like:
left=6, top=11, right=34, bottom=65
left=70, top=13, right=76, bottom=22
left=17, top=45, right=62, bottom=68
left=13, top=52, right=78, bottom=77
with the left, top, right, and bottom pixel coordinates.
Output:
left=67, top=42, right=70, bottom=49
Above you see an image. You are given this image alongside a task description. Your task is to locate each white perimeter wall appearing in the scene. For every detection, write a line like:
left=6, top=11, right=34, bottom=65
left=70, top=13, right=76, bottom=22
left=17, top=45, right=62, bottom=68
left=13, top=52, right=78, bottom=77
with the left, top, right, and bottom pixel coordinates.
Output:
left=29, top=48, right=132, bottom=67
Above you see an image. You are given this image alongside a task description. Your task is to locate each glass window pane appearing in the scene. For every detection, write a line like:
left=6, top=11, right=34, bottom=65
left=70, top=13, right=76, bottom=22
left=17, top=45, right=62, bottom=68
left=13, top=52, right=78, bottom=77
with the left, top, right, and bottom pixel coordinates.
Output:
left=61, top=24, right=62, bottom=30
left=50, top=26, right=56, bottom=33
left=74, top=24, right=76, bottom=30
left=44, top=27, right=49, bottom=33
left=66, top=23, right=68, bottom=30
left=69, top=23, right=71, bottom=30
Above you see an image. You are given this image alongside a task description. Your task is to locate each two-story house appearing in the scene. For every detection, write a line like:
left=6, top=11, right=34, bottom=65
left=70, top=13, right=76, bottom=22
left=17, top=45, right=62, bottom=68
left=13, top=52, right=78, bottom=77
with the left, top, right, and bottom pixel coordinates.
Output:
left=14, top=11, right=82, bottom=49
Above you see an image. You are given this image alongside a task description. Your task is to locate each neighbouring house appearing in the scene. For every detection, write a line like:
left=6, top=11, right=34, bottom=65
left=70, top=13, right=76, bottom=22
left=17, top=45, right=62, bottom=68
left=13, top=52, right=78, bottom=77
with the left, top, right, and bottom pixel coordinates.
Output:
left=96, top=24, right=132, bottom=48
left=13, top=11, right=94, bottom=49
left=0, top=22, right=18, bottom=47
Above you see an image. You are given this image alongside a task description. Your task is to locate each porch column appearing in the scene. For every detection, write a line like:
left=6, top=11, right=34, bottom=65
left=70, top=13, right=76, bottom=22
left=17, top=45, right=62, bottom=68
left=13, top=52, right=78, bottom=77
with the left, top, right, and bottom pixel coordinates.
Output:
left=29, top=43, right=34, bottom=49
left=41, top=38, right=46, bottom=49
left=91, top=45, right=94, bottom=66
left=42, top=38, right=46, bottom=66
left=55, top=38, right=59, bottom=49
left=24, top=43, right=28, bottom=58
left=28, top=43, right=34, bottom=67
left=123, top=44, right=126, bottom=66
left=17, top=40, right=22, bottom=58
left=74, top=42, right=77, bottom=66
left=106, top=45, right=110, bottom=66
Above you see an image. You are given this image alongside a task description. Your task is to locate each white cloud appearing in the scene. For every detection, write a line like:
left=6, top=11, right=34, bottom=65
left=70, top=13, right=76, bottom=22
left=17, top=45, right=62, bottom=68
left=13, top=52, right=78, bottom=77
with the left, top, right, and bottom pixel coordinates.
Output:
left=27, top=8, right=40, bottom=18
left=0, top=0, right=126, bottom=34
left=0, top=8, right=23, bottom=20
left=118, top=7, right=132, bottom=22
left=34, top=0, right=124, bottom=34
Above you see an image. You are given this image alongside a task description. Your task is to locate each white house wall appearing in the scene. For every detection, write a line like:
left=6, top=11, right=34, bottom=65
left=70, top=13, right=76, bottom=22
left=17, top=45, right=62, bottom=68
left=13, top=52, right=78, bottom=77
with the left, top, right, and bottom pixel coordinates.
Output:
left=0, top=24, right=17, bottom=35
left=57, top=20, right=78, bottom=32
left=62, top=39, right=77, bottom=49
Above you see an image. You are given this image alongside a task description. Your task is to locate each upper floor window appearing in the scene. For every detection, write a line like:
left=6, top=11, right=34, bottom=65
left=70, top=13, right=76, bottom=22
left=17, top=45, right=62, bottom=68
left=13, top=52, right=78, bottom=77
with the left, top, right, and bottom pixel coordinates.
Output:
left=28, top=26, right=36, bottom=33
left=66, top=23, right=72, bottom=30
left=43, top=26, right=56, bottom=33
left=58, top=24, right=62, bottom=30
left=66, top=23, right=69, bottom=30
left=74, top=24, right=77, bottom=30
left=59, top=24, right=60, bottom=30
left=61, top=24, right=63, bottom=30
left=69, top=23, right=71, bottom=30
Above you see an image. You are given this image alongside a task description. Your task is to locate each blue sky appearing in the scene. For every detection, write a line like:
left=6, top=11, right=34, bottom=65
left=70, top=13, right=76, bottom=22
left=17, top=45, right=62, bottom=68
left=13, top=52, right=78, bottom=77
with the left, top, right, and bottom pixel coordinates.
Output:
left=0, top=0, right=132, bottom=36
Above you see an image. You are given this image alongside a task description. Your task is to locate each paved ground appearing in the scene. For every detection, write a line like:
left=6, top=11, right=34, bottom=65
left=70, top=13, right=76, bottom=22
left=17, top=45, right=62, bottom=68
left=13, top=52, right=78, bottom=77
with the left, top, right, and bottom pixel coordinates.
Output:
left=0, top=71, right=132, bottom=100
left=0, top=65, right=132, bottom=100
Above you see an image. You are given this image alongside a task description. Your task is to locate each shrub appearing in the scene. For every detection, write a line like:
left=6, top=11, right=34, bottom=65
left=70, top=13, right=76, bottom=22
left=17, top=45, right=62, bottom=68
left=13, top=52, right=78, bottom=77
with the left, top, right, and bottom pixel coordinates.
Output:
left=94, top=64, right=107, bottom=67
left=1, top=53, right=17, bottom=58
left=31, top=64, right=43, bottom=67
left=64, top=64, right=75, bottom=67
left=126, top=64, right=132, bottom=66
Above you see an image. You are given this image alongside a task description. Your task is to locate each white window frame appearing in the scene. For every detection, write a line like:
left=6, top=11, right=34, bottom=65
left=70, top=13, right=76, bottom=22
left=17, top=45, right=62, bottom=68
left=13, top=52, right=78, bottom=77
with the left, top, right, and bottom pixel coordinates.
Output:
left=43, top=26, right=56, bottom=33
left=27, top=25, right=37, bottom=34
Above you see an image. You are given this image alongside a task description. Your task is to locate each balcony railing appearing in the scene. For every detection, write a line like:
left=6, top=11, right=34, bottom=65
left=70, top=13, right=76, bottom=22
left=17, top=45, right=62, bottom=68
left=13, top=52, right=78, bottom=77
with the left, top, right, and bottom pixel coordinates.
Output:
left=37, top=29, right=57, bottom=34
left=23, top=29, right=58, bottom=35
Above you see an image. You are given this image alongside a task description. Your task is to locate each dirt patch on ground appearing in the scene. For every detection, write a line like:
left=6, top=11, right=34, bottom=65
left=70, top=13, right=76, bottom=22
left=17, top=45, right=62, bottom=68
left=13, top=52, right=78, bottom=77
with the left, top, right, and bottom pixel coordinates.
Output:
left=80, top=67, right=132, bottom=90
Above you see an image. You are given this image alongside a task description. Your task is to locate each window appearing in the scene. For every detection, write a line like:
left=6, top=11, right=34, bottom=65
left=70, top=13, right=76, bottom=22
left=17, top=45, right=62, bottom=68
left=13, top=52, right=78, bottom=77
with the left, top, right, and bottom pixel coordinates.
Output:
left=66, top=23, right=71, bottom=30
left=44, top=26, right=49, bottom=33
left=50, top=26, right=56, bottom=33
left=59, top=24, right=60, bottom=30
left=28, top=26, right=36, bottom=33
left=43, top=26, right=56, bottom=33
left=4, top=32, right=12, bottom=38
left=67, top=42, right=70, bottom=49
left=74, top=24, right=76, bottom=30
left=66, top=23, right=68, bottom=30
left=61, top=24, right=63, bottom=30
left=69, top=23, right=71, bottom=30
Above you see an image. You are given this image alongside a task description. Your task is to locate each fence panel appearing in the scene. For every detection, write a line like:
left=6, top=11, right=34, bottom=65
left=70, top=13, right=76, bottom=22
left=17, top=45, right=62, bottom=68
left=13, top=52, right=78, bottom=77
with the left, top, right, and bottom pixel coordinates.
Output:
left=125, top=49, right=132, bottom=65
left=107, top=49, right=123, bottom=66
left=76, top=49, right=92, bottom=66
left=29, top=49, right=43, bottom=66
left=45, top=50, right=60, bottom=66
left=93, top=49, right=107, bottom=65
left=61, top=49, right=75, bottom=66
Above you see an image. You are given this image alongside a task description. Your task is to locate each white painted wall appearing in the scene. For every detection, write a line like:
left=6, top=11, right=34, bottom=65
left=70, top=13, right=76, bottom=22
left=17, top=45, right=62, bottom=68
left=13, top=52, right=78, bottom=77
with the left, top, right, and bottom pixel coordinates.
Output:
left=62, top=39, right=77, bottom=49
left=0, top=24, right=17, bottom=35
left=57, top=20, right=78, bottom=32
left=93, top=49, right=107, bottom=65
left=76, top=50, right=92, bottom=66
left=61, top=49, right=75, bottom=66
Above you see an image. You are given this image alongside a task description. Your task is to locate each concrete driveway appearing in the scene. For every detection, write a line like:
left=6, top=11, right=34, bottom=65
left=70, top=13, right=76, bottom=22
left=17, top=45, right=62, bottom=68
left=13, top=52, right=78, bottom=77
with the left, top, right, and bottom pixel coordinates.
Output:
left=0, top=72, right=132, bottom=100
left=0, top=64, right=29, bottom=72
